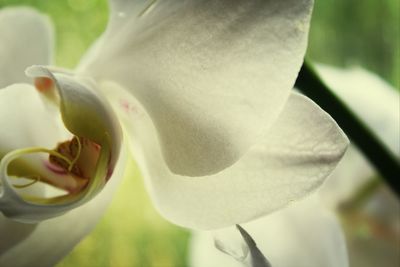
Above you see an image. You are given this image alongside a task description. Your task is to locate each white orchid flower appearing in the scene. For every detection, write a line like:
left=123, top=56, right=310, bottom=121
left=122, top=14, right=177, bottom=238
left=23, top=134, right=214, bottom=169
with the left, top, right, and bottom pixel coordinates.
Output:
left=190, top=195, right=349, bottom=267
left=316, top=65, right=399, bottom=267
left=1, top=0, right=349, bottom=265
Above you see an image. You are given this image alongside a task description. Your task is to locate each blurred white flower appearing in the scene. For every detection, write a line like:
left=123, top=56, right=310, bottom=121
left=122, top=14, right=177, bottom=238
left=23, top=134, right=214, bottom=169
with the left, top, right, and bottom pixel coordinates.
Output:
left=318, top=65, right=400, bottom=207
left=316, top=65, right=400, bottom=267
left=190, top=196, right=349, bottom=267
left=0, top=1, right=349, bottom=266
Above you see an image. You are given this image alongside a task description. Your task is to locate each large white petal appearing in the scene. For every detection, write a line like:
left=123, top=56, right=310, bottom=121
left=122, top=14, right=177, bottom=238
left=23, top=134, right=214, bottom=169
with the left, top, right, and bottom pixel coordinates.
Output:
left=0, top=147, right=127, bottom=267
left=81, top=0, right=314, bottom=176
left=317, top=65, right=400, bottom=206
left=0, top=7, right=53, bottom=87
left=102, top=82, right=348, bottom=229
left=190, top=196, right=349, bottom=267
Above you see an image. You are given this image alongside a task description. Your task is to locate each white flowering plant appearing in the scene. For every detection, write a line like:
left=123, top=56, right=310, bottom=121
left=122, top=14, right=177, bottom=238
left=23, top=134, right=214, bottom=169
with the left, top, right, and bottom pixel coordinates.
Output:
left=0, top=1, right=398, bottom=267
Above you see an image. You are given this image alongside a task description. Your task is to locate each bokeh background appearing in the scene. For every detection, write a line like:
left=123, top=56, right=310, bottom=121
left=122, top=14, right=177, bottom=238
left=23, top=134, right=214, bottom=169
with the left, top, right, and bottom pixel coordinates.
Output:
left=0, top=0, right=399, bottom=266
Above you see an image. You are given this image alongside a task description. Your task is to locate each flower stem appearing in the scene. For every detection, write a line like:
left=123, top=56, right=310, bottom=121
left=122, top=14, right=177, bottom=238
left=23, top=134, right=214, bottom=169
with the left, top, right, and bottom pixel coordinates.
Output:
left=295, top=61, right=400, bottom=197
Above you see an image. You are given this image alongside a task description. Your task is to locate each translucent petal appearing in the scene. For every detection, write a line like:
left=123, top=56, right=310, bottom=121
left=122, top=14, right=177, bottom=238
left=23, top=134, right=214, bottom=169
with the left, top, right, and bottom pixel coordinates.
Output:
left=0, top=7, right=53, bottom=87
left=236, top=225, right=272, bottom=267
left=102, top=82, right=348, bottom=229
left=82, top=0, right=314, bottom=176
left=190, top=196, right=349, bottom=267
left=214, top=227, right=249, bottom=263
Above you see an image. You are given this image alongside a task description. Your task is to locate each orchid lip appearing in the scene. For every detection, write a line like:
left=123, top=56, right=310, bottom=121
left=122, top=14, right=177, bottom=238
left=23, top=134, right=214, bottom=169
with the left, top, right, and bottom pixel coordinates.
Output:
left=0, top=134, right=112, bottom=222
left=0, top=136, right=98, bottom=198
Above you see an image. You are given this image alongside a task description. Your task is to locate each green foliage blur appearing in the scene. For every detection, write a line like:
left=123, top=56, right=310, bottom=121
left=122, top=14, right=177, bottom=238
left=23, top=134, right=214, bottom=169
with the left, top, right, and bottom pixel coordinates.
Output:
left=0, top=0, right=109, bottom=67
left=0, top=0, right=398, bottom=267
left=308, top=0, right=399, bottom=89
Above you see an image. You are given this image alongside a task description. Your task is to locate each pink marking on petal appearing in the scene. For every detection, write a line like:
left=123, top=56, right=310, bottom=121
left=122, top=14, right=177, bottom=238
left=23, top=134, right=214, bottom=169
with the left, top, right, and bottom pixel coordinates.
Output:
left=92, top=143, right=101, bottom=151
left=44, top=160, right=68, bottom=175
left=119, top=99, right=141, bottom=116
left=120, top=99, right=130, bottom=112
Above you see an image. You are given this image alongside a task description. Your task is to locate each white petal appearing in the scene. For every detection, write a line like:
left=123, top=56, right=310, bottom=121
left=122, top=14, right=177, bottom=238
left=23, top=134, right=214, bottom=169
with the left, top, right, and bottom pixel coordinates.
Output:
left=102, top=82, right=348, bottom=229
left=213, top=227, right=250, bottom=263
left=0, top=7, right=53, bottom=87
left=81, top=0, right=314, bottom=176
left=190, top=196, right=349, bottom=267
left=316, top=65, right=400, bottom=206
left=0, top=147, right=127, bottom=267
left=0, top=66, right=122, bottom=222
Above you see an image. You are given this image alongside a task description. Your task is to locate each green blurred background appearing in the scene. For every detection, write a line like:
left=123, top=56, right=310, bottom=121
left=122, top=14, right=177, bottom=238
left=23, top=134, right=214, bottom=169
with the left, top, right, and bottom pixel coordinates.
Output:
left=0, top=0, right=398, bottom=266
